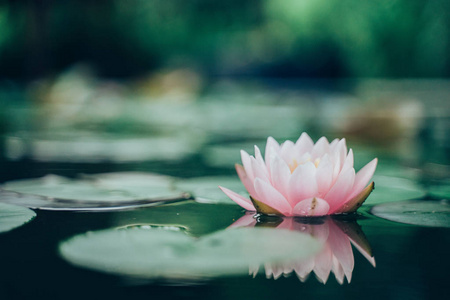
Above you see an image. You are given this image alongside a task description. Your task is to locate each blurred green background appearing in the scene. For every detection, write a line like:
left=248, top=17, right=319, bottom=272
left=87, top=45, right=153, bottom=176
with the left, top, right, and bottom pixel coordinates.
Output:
left=0, top=2, right=449, bottom=299
left=1, top=0, right=449, bottom=81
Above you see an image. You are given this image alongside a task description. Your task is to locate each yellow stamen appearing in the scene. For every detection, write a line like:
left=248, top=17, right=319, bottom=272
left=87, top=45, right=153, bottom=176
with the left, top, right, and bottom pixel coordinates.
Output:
left=314, top=158, right=321, bottom=168
left=289, top=159, right=299, bottom=173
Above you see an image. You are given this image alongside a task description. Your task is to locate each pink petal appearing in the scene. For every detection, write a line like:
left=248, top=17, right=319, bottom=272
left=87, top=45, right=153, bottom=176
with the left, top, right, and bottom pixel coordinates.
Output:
left=292, top=197, right=330, bottom=216
left=325, top=168, right=355, bottom=213
left=337, top=139, right=348, bottom=170
left=241, top=150, right=254, bottom=181
left=235, top=164, right=257, bottom=198
left=265, top=136, right=280, bottom=171
left=329, top=138, right=339, bottom=150
left=288, top=162, right=318, bottom=205
left=219, top=186, right=255, bottom=211
left=312, top=136, right=330, bottom=158
left=254, top=145, right=265, bottom=166
left=316, top=154, right=333, bottom=197
left=341, top=148, right=354, bottom=173
left=332, top=154, right=341, bottom=183
left=348, top=158, right=378, bottom=199
left=279, top=140, right=295, bottom=163
left=254, top=178, right=292, bottom=216
left=295, top=132, right=314, bottom=154
left=250, top=156, right=270, bottom=183
left=269, top=153, right=291, bottom=200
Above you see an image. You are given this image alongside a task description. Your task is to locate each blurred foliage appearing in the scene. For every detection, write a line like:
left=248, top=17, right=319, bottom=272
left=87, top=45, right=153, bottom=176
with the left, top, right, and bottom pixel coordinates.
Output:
left=0, top=0, right=449, bottom=80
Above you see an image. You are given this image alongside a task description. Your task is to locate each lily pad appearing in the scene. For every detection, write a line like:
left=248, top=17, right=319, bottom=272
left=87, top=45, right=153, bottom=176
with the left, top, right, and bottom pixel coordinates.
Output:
left=111, top=201, right=246, bottom=237
left=5, top=131, right=203, bottom=163
left=366, top=175, right=425, bottom=205
left=175, top=176, right=247, bottom=204
left=428, top=180, right=450, bottom=199
left=370, top=199, right=450, bottom=228
left=0, top=172, right=190, bottom=211
left=0, top=203, right=36, bottom=233
left=59, top=227, right=322, bottom=280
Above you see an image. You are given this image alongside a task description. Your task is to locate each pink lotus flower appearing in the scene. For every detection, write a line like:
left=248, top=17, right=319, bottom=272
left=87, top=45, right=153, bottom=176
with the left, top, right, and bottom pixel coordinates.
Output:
left=230, top=214, right=375, bottom=284
left=220, top=133, right=377, bottom=216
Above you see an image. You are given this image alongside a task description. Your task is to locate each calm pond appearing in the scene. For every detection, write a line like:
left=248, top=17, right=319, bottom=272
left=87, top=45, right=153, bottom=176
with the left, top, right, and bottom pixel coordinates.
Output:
left=0, top=79, right=449, bottom=300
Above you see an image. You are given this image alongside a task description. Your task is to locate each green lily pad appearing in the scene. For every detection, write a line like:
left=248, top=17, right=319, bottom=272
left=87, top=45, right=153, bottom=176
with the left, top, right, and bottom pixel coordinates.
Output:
left=0, top=203, right=36, bottom=233
left=366, top=175, right=425, bottom=205
left=370, top=199, right=450, bottom=228
left=111, top=201, right=245, bottom=237
left=59, top=227, right=322, bottom=280
left=0, top=172, right=190, bottom=211
left=175, top=176, right=247, bottom=204
left=372, top=161, right=418, bottom=180
left=5, top=131, right=203, bottom=163
left=428, top=180, right=450, bottom=199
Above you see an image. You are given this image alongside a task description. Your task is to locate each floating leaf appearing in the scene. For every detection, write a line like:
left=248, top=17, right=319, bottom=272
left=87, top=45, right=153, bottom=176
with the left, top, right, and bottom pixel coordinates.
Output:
left=175, top=176, right=246, bottom=204
left=59, top=227, right=322, bottom=280
left=111, top=201, right=245, bottom=237
left=370, top=199, right=450, bottom=228
left=0, top=172, right=190, bottom=211
left=428, top=180, right=450, bottom=199
left=0, top=203, right=36, bottom=233
left=365, top=175, right=425, bottom=205
left=5, top=131, right=203, bottom=163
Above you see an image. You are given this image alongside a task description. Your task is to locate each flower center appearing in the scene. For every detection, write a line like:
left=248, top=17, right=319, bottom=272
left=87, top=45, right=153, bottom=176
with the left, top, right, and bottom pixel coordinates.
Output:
left=314, top=158, right=321, bottom=168
left=289, top=159, right=299, bottom=173
left=288, top=158, right=321, bottom=173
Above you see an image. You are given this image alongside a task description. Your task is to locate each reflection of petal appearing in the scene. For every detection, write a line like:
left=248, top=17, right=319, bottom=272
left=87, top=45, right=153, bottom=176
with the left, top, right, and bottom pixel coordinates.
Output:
left=274, top=217, right=295, bottom=230
left=327, top=221, right=355, bottom=282
left=294, top=259, right=315, bottom=282
left=227, top=214, right=257, bottom=228
left=334, top=219, right=376, bottom=267
left=332, top=255, right=346, bottom=284
left=249, top=263, right=259, bottom=278
left=313, top=244, right=333, bottom=284
left=230, top=215, right=375, bottom=284
left=350, top=240, right=376, bottom=267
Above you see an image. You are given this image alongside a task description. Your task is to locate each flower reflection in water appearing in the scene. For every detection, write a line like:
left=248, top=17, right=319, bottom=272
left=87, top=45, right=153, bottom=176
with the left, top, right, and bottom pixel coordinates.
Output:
left=230, top=213, right=376, bottom=284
